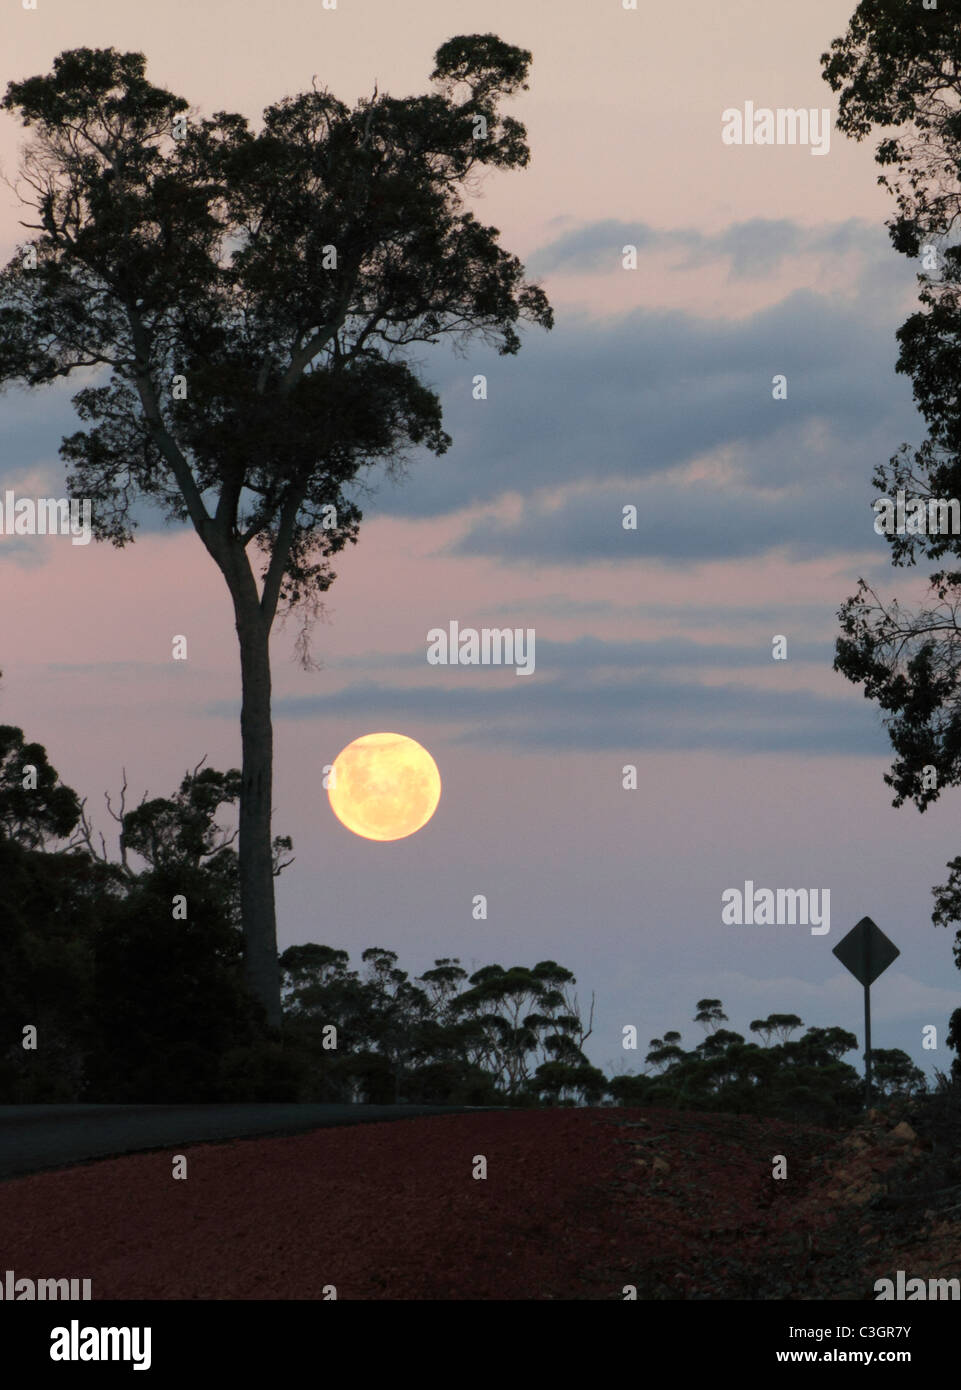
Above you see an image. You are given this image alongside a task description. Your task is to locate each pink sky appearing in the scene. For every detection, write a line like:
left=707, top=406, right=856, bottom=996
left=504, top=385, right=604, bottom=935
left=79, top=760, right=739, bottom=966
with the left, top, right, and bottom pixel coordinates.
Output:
left=1, top=0, right=958, bottom=1080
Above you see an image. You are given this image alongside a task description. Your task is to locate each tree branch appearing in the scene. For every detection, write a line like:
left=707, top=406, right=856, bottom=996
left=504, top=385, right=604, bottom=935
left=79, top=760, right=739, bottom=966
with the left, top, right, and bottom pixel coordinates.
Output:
left=260, top=480, right=309, bottom=624
left=126, top=306, right=214, bottom=545
left=280, top=291, right=356, bottom=392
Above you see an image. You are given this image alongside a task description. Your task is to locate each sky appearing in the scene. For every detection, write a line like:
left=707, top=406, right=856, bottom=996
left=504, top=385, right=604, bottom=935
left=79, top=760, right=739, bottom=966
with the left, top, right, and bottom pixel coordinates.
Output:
left=1, top=0, right=958, bottom=1087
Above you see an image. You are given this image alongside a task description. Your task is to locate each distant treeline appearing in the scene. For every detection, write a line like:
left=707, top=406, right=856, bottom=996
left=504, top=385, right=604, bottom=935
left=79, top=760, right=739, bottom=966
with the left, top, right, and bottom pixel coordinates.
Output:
left=1, top=725, right=954, bottom=1121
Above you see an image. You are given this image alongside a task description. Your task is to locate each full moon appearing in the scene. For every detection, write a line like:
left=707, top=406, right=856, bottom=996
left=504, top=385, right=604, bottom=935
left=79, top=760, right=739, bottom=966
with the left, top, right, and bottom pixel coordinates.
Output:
left=327, top=732, right=441, bottom=841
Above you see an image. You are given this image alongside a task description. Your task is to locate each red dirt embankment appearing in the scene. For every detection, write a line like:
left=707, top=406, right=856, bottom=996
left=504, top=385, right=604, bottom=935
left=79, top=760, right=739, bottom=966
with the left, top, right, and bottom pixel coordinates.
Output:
left=0, top=1107, right=956, bottom=1299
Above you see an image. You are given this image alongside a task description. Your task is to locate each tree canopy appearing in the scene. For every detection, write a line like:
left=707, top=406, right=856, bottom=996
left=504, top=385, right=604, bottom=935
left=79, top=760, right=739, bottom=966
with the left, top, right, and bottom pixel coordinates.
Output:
left=0, top=39, right=553, bottom=1025
left=823, top=3, right=961, bottom=974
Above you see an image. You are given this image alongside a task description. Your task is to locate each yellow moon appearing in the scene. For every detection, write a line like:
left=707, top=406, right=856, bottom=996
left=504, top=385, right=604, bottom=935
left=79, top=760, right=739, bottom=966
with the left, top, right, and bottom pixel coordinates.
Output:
left=327, top=732, right=441, bottom=841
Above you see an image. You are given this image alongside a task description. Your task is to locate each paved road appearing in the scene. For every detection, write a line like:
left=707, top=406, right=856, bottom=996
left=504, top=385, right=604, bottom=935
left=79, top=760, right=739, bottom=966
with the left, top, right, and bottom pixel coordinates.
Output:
left=0, top=1103, right=494, bottom=1181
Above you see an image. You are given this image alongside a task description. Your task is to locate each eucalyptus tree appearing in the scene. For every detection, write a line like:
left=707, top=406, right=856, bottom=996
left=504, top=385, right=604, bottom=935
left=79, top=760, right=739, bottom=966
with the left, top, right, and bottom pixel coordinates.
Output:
left=823, top=4, right=961, bottom=964
left=0, top=38, right=552, bottom=1023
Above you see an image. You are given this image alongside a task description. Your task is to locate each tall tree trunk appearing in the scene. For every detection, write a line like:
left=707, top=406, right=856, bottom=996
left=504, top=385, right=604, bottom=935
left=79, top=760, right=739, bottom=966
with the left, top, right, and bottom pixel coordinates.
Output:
left=234, top=601, right=281, bottom=1029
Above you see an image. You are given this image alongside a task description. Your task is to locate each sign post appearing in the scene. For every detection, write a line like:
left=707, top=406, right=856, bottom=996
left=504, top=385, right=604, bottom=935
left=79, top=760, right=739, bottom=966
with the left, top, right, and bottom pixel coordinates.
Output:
left=832, top=916, right=900, bottom=1109
left=863, top=981, right=871, bottom=1106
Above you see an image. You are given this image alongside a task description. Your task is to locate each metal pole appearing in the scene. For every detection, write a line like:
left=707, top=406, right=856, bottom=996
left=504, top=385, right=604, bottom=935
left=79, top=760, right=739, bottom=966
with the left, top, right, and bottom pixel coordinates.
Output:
left=864, top=982, right=872, bottom=1110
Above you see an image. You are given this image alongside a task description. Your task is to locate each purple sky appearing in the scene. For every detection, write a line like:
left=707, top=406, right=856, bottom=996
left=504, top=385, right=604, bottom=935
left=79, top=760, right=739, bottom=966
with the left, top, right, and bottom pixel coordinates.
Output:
left=1, top=0, right=958, bottom=1083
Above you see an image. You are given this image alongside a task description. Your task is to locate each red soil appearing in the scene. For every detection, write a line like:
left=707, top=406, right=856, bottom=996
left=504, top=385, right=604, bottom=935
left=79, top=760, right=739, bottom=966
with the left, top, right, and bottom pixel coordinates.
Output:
left=0, top=1107, right=955, bottom=1299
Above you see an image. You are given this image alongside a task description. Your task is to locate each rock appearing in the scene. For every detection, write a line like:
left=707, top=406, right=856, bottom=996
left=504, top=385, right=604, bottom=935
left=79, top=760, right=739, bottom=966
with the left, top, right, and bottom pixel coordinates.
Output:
left=890, top=1121, right=917, bottom=1143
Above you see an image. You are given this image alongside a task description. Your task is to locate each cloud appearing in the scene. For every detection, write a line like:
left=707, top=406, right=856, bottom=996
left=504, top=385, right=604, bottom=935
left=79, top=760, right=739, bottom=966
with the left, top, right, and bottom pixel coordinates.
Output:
left=526, top=215, right=902, bottom=282
left=0, top=380, right=176, bottom=546
left=335, top=634, right=835, bottom=673
left=234, top=637, right=889, bottom=755
left=526, top=218, right=662, bottom=274
left=488, top=595, right=844, bottom=626
left=355, top=284, right=922, bottom=544
left=2, top=219, right=926, bottom=568
left=449, top=476, right=880, bottom=565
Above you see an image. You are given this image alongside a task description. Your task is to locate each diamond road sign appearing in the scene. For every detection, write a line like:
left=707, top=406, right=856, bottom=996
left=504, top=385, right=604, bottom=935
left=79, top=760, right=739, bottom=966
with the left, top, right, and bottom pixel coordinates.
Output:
left=832, top=916, right=900, bottom=987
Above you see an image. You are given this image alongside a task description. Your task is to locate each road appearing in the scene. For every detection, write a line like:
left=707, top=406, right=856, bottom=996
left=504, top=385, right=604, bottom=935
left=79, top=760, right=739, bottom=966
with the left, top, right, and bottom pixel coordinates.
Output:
left=0, top=1103, right=493, bottom=1181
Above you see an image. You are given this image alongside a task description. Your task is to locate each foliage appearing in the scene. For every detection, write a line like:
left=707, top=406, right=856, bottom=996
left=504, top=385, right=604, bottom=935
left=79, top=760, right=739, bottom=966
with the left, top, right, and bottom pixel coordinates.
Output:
left=822, top=2, right=961, bottom=974
left=0, top=38, right=553, bottom=1026
left=612, top=1002, right=872, bottom=1128
left=0, top=723, right=275, bottom=1101
left=279, top=947, right=599, bottom=1105
left=869, top=1046, right=927, bottom=1098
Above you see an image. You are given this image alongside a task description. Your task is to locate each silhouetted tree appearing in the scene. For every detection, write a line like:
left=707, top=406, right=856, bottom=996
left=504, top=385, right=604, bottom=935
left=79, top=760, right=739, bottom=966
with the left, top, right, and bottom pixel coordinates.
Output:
left=645, top=1036, right=685, bottom=1071
left=823, top=4, right=961, bottom=977
left=84, top=863, right=267, bottom=1102
left=0, top=706, right=125, bottom=1099
left=948, top=1007, right=961, bottom=1081
left=279, top=946, right=596, bottom=1105
left=0, top=38, right=552, bottom=1025
left=453, top=960, right=592, bottom=1101
left=749, top=1013, right=804, bottom=1045
left=0, top=714, right=294, bottom=1100
left=694, top=999, right=727, bottom=1033
left=529, top=1060, right=608, bottom=1106
left=0, top=724, right=82, bottom=848
left=869, top=1047, right=927, bottom=1098
left=613, top=1001, right=864, bottom=1126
